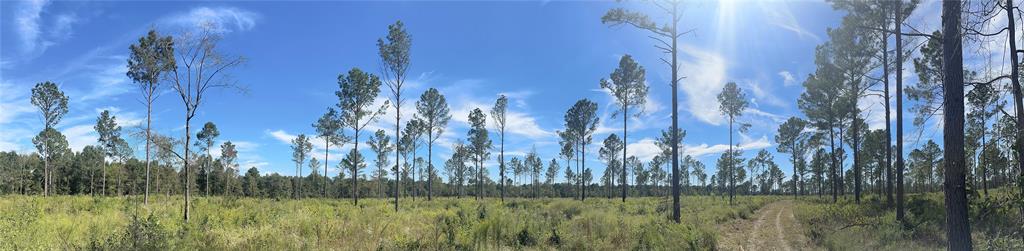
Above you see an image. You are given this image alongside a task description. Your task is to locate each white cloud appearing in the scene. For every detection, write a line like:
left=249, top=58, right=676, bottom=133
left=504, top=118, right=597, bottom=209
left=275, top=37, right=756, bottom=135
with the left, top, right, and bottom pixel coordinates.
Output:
left=592, top=119, right=618, bottom=136
left=161, top=7, right=259, bottom=33
left=93, top=106, right=143, bottom=128
left=505, top=111, right=554, bottom=139
left=742, top=80, right=786, bottom=108
left=778, top=71, right=797, bottom=87
left=757, top=1, right=821, bottom=42
left=50, top=14, right=77, bottom=39
left=626, top=138, right=662, bottom=162
left=268, top=129, right=296, bottom=145
left=747, top=108, right=787, bottom=124
left=0, top=82, right=36, bottom=125
left=13, top=0, right=78, bottom=58
left=448, top=86, right=553, bottom=140
left=79, top=60, right=131, bottom=102
left=53, top=107, right=143, bottom=153
left=683, top=135, right=772, bottom=158
left=209, top=140, right=265, bottom=171
left=680, top=45, right=728, bottom=125
left=266, top=129, right=348, bottom=162
left=0, top=127, right=34, bottom=153
left=497, top=90, right=533, bottom=109
left=62, top=124, right=96, bottom=152
left=210, top=140, right=260, bottom=158
left=15, top=0, right=49, bottom=53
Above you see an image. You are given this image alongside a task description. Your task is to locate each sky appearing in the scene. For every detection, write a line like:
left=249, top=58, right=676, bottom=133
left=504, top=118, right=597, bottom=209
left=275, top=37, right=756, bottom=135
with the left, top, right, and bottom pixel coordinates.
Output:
left=1, top=0, right=949, bottom=184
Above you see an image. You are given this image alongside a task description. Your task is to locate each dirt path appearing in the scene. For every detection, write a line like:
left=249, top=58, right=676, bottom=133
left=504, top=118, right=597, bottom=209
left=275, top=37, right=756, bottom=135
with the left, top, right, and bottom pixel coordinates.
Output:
left=716, top=200, right=818, bottom=251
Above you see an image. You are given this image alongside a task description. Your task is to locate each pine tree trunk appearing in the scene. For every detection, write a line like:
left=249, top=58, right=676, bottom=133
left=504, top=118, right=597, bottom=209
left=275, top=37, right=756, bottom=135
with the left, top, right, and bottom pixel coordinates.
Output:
left=43, top=135, right=48, bottom=197
left=729, top=117, right=735, bottom=205
left=941, top=0, right=972, bottom=247
left=671, top=12, right=681, bottom=217
left=394, top=100, right=400, bottom=212
left=622, top=105, right=628, bottom=203
left=353, top=129, right=360, bottom=206
left=184, top=115, right=192, bottom=222
left=895, top=0, right=906, bottom=224
left=1005, top=0, right=1024, bottom=229
left=829, top=120, right=838, bottom=203
left=409, top=141, right=413, bottom=199
left=324, top=140, right=330, bottom=198
left=853, top=77, right=862, bottom=204
left=428, top=132, right=433, bottom=201
left=145, top=97, right=152, bottom=204
left=883, top=31, right=893, bottom=207
left=206, top=148, right=211, bottom=197
left=500, top=131, right=505, bottom=202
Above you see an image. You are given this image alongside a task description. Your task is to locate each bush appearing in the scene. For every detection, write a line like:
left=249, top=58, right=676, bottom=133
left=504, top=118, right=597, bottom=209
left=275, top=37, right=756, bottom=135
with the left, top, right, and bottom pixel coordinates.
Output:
left=516, top=227, right=536, bottom=246
left=111, top=214, right=170, bottom=250
left=546, top=228, right=561, bottom=246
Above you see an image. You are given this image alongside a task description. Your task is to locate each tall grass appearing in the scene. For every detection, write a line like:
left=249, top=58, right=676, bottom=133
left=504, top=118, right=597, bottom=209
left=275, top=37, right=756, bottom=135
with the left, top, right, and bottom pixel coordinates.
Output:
left=0, top=195, right=776, bottom=250
left=792, top=189, right=1024, bottom=250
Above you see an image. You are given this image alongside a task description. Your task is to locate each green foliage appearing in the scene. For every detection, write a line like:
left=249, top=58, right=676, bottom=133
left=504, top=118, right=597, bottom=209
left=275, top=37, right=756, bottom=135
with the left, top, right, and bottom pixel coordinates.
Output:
left=793, top=191, right=1024, bottom=250
left=337, top=67, right=388, bottom=134
left=601, top=54, right=648, bottom=119
left=717, top=82, right=748, bottom=124
left=416, top=88, right=451, bottom=199
left=377, top=20, right=412, bottom=90
left=32, top=128, right=69, bottom=162
left=195, top=122, right=220, bottom=151
left=127, top=29, right=176, bottom=87
left=31, top=81, right=69, bottom=129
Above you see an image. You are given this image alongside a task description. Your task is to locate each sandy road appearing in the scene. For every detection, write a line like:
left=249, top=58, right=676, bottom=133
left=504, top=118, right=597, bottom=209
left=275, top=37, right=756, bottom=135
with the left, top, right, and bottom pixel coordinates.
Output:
left=716, top=200, right=818, bottom=251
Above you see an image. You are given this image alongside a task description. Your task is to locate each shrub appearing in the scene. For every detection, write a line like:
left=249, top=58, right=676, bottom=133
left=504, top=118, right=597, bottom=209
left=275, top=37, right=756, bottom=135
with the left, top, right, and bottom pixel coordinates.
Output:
left=112, top=214, right=170, bottom=250
left=516, top=227, right=536, bottom=246
left=546, top=228, right=561, bottom=246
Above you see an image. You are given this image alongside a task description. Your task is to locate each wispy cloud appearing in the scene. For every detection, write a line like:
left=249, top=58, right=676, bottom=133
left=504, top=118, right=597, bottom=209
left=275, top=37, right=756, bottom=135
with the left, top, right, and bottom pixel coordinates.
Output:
left=742, top=79, right=786, bottom=108
left=0, top=81, right=36, bottom=126
left=0, top=127, right=34, bottom=153
left=497, top=90, right=533, bottom=109
left=161, top=7, right=259, bottom=33
left=57, top=107, right=143, bottom=152
left=778, top=71, right=797, bottom=87
left=266, top=129, right=349, bottom=162
left=683, top=135, right=772, bottom=158
left=62, top=124, right=96, bottom=152
left=13, top=0, right=78, bottom=58
left=78, top=59, right=132, bottom=103
left=747, top=107, right=787, bottom=124
left=15, top=0, right=49, bottom=54
left=210, top=140, right=264, bottom=171
left=447, top=80, right=554, bottom=140
left=680, top=45, right=728, bottom=125
left=758, top=1, right=821, bottom=42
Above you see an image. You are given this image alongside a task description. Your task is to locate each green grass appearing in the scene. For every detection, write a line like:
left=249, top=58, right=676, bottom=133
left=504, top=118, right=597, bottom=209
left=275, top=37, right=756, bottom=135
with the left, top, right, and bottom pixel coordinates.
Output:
left=0, top=195, right=777, bottom=250
left=792, top=190, right=1024, bottom=250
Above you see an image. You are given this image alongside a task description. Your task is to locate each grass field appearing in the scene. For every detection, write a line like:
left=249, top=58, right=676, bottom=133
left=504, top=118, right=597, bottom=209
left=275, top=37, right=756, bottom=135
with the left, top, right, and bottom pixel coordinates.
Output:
left=6, top=193, right=1020, bottom=250
left=0, top=195, right=779, bottom=250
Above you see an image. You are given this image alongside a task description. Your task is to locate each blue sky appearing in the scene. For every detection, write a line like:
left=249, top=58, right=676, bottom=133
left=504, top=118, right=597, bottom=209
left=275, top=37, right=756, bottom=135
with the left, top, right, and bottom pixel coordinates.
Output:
left=1, top=1, right=946, bottom=183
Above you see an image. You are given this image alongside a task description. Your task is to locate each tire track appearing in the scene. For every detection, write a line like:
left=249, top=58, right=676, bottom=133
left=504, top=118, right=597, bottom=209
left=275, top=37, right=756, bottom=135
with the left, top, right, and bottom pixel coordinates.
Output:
left=717, top=200, right=816, bottom=251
